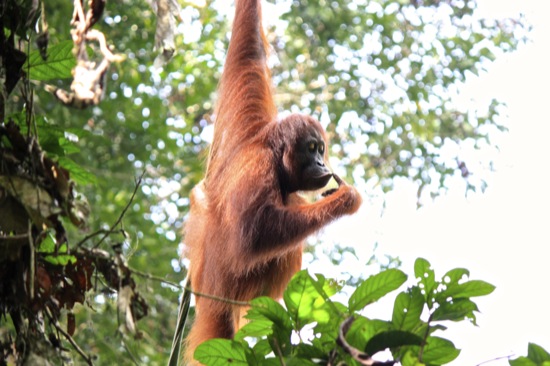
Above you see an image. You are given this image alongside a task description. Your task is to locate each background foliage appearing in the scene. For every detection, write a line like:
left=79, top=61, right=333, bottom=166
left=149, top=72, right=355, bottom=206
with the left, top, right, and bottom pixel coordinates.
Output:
left=0, top=0, right=532, bottom=364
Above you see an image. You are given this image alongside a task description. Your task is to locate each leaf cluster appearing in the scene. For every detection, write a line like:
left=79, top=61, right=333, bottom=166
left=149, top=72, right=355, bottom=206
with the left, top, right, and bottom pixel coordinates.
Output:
left=194, top=258, right=495, bottom=366
left=1, top=1, right=155, bottom=364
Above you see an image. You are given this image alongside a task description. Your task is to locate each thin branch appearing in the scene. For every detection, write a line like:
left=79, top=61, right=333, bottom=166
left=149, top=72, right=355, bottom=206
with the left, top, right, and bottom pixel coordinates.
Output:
left=271, top=338, right=286, bottom=366
left=190, top=287, right=249, bottom=307
left=0, top=233, right=30, bottom=240
left=336, top=317, right=396, bottom=366
left=76, top=229, right=122, bottom=247
left=47, top=310, right=93, bottom=365
left=475, top=354, right=515, bottom=366
left=418, top=313, right=433, bottom=362
left=121, top=338, right=140, bottom=366
left=94, top=172, right=145, bottom=248
left=28, top=221, right=35, bottom=300
left=129, top=267, right=182, bottom=290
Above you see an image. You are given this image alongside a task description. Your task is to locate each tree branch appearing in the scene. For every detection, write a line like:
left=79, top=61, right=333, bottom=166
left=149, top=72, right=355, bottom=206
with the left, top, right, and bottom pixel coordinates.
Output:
left=94, top=171, right=145, bottom=248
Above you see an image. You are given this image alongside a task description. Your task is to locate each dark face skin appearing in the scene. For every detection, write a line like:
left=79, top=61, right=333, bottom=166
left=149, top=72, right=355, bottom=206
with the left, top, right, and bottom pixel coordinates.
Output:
left=296, top=129, right=332, bottom=191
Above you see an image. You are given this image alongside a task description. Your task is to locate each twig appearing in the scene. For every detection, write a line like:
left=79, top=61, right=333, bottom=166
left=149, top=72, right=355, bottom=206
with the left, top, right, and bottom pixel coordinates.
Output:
left=418, top=313, right=433, bottom=362
left=47, top=309, right=93, bottom=365
left=0, top=233, right=29, bottom=240
left=336, top=317, right=396, bottom=366
left=129, top=267, right=182, bottom=290
left=94, top=172, right=145, bottom=248
left=122, top=338, right=140, bottom=366
left=272, top=338, right=286, bottom=366
left=76, top=229, right=121, bottom=247
left=28, top=221, right=35, bottom=299
left=475, top=354, right=515, bottom=366
left=169, top=279, right=192, bottom=366
left=190, top=287, right=249, bottom=307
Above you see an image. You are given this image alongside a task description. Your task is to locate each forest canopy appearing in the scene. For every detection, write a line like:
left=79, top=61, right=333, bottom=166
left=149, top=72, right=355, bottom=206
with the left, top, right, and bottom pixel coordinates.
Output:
left=0, top=0, right=527, bottom=364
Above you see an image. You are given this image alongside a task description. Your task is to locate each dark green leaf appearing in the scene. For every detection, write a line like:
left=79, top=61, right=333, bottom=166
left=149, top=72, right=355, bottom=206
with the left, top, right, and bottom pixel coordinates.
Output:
left=26, top=41, right=75, bottom=81
left=365, top=330, right=423, bottom=356
left=442, top=268, right=470, bottom=285
left=284, top=270, right=318, bottom=328
left=294, top=343, right=328, bottom=361
left=421, top=337, right=460, bottom=364
left=527, top=342, right=550, bottom=363
left=194, top=339, right=249, bottom=366
left=247, top=297, right=293, bottom=331
left=392, top=287, right=424, bottom=331
left=439, top=280, right=495, bottom=300
left=57, top=157, right=98, bottom=186
left=349, top=269, right=407, bottom=312
left=247, top=297, right=293, bottom=356
left=251, top=339, right=273, bottom=358
left=256, top=358, right=280, bottom=366
left=286, top=358, right=319, bottom=366
left=234, top=319, right=273, bottom=341
left=414, top=258, right=436, bottom=305
left=431, top=298, right=478, bottom=322
left=508, top=357, right=538, bottom=366
left=346, top=317, right=391, bottom=351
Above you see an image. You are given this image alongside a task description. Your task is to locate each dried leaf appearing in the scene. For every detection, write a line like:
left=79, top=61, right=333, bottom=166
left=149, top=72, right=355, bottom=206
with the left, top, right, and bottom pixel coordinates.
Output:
left=0, top=176, right=62, bottom=225
left=118, top=285, right=137, bottom=334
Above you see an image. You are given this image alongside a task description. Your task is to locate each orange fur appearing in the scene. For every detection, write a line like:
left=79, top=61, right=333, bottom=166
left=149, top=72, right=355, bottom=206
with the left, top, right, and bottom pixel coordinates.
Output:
left=183, top=1, right=362, bottom=364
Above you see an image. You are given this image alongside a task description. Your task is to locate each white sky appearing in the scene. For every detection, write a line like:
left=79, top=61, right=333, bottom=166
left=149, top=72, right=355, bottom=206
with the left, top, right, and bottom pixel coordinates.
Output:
left=318, top=1, right=550, bottom=364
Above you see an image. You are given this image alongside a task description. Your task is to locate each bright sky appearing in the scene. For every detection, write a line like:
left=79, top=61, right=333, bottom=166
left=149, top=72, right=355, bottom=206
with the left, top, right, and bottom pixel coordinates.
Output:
left=318, top=1, right=550, bottom=364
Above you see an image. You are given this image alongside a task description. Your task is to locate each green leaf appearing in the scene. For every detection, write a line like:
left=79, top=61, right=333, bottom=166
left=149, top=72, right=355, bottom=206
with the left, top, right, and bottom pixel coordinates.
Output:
left=284, top=270, right=318, bottom=328
left=421, top=337, right=460, bottom=364
left=414, top=258, right=436, bottom=306
left=443, top=268, right=470, bottom=285
left=346, top=317, right=391, bottom=351
left=38, top=239, right=76, bottom=265
left=58, top=136, right=81, bottom=155
left=286, top=358, right=319, bottom=366
left=247, top=297, right=293, bottom=331
left=365, top=330, right=423, bottom=356
left=348, top=269, right=407, bottom=312
left=528, top=343, right=550, bottom=363
left=256, top=359, right=280, bottom=366
left=508, top=357, right=537, bottom=366
left=25, top=41, right=75, bottom=81
left=283, top=271, right=338, bottom=329
left=392, top=287, right=424, bottom=331
left=294, top=343, right=328, bottom=361
left=247, top=297, right=293, bottom=356
left=57, top=157, right=98, bottom=186
left=251, top=339, right=273, bottom=358
left=509, top=357, right=538, bottom=366
left=234, top=319, right=273, bottom=341
left=431, top=298, right=478, bottom=322
left=438, top=280, right=495, bottom=300
left=307, top=272, right=342, bottom=309
left=194, top=339, right=249, bottom=366
left=37, top=232, right=56, bottom=253
left=400, top=349, right=426, bottom=366
left=44, top=252, right=77, bottom=266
